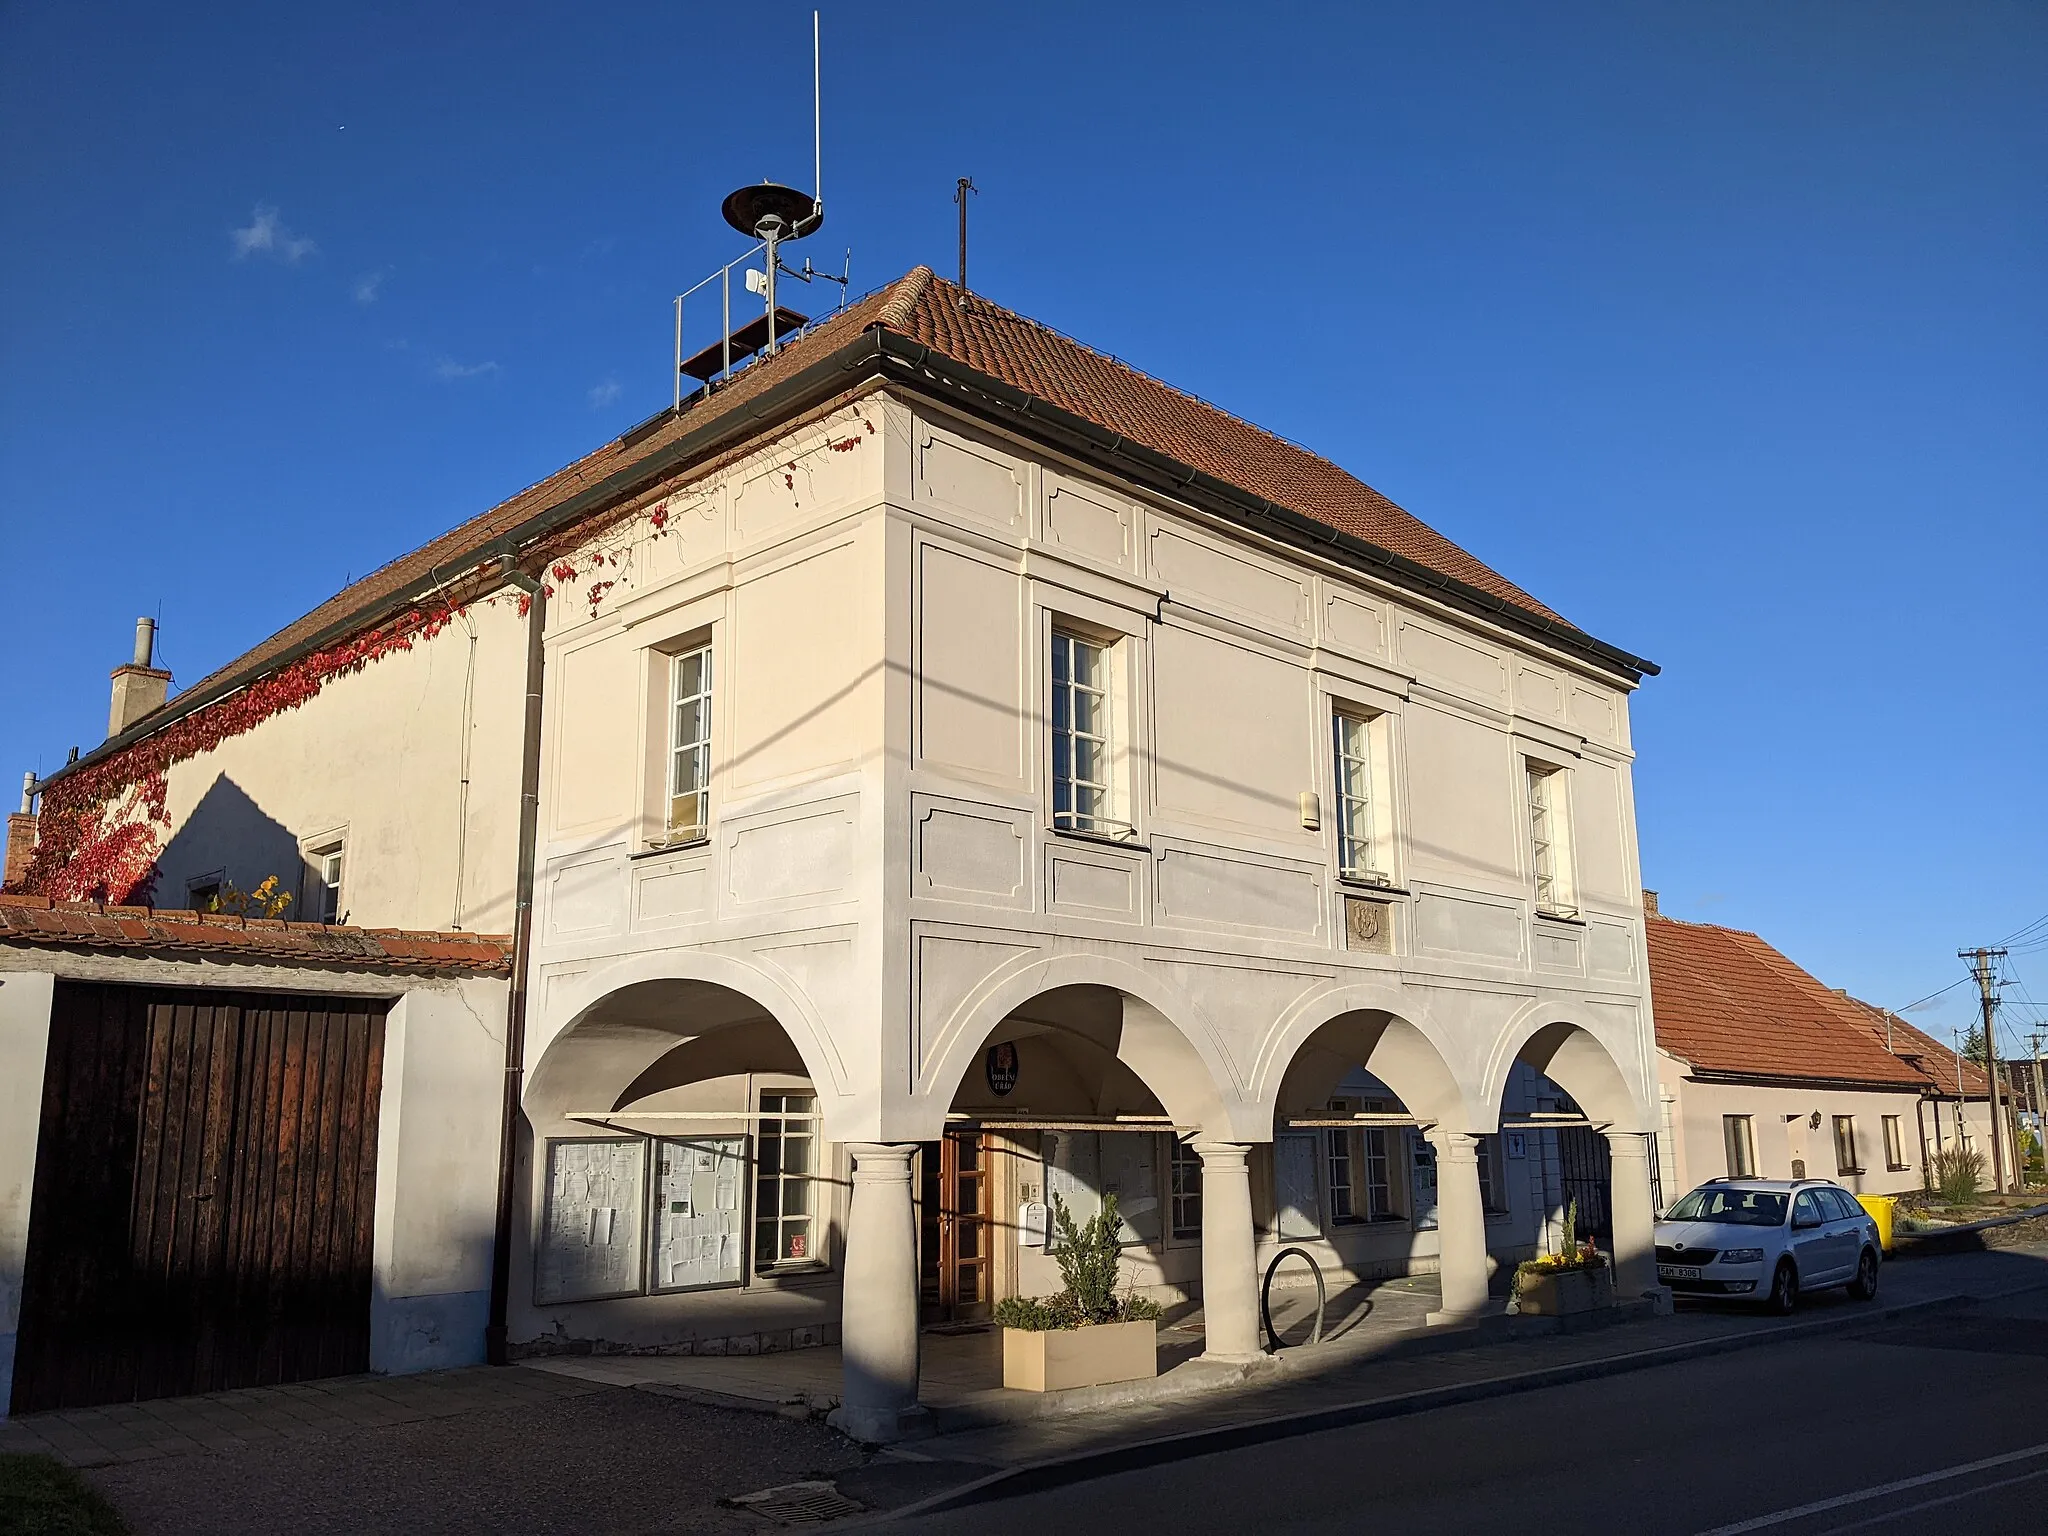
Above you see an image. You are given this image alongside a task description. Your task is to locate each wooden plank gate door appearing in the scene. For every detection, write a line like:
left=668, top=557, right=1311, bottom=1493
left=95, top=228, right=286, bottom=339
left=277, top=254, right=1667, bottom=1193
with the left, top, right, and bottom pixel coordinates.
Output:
left=10, top=982, right=388, bottom=1414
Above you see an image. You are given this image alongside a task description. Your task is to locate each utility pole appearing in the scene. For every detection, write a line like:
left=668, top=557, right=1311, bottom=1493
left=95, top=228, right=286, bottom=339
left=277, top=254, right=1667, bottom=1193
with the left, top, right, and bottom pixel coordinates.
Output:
left=954, top=177, right=977, bottom=302
left=2029, top=1032, right=2046, bottom=1189
left=1960, top=947, right=2009, bottom=1193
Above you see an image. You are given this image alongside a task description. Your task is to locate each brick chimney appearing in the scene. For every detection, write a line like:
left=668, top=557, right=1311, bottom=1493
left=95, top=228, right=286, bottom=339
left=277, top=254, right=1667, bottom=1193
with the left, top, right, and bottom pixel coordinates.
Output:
left=4, top=772, right=36, bottom=890
left=1641, top=888, right=1659, bottom=916
left=108, top=617, right=171, bottom=738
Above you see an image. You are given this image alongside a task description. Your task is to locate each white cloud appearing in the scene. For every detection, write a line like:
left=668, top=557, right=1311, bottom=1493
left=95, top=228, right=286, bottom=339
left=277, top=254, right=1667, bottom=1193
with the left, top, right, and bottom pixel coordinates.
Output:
left=352, top=269, right=388, bottom=305
left=587, top=377, right=622, bottom=409
left=231, top=204, right=318, bottom=263
left=433, top=356, right=499, bottom=380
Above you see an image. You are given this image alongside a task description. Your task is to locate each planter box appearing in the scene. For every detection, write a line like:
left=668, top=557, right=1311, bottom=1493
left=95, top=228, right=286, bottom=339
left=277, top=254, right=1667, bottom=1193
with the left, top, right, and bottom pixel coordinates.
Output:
left=1002, top=1319, right=1157, bottom=1392
left=1515, top=1266, right=1613, bottom=1317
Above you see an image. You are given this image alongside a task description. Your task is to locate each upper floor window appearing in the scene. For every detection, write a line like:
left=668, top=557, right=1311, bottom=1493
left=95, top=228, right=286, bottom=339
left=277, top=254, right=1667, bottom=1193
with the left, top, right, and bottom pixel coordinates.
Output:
left=306, top=842, right=344, bottom=925
left=667, top=644, right=713, bottom=843
left=1333, top=711, right=1385, bottom=884
left=1526, top=762, right=1576, bottom=917
left=1051, top=629, right=1117, bottom=836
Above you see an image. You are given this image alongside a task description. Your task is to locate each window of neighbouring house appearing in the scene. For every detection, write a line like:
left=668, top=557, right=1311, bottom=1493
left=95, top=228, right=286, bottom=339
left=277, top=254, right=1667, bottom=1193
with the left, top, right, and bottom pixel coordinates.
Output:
left=1051, top=628, right=1121, bottom=838
left=667, top=643, right=713, bottom=844
left=187, top=873, right=223, bottom=914
left=754, top=1092, right=821, bottom=1271
left=1526, top=762, right=1576, bottom=917
left=1169, top=1137, right=1203, bottom=1240
left=1833, top=1115, right=1861, bottom=1175
left=298, top=841, right=344, bottom=925
left=1332, top=711, right=1387, bottom=885
left=1723, top=1114, right=1757, bottom=1178
left=1882, top=1115, right=1907, bottom=1171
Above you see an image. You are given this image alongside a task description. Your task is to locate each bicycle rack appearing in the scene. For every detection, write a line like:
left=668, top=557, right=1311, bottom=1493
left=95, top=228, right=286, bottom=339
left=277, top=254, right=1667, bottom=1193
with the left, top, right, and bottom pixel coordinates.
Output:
left=1260, top=1245, right=1326, bottom=1349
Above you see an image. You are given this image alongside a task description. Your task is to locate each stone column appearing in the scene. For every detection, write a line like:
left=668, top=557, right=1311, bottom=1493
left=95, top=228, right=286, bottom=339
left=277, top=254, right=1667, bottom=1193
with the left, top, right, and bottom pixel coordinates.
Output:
left=828, top=1143, right=928, bottom=1443
left=1606, top=1131, right=1667, bottom=1308
left=1195, top=1142, right=1262, bottom=1360
left=1426, top=1129, right=1492, bottom=1325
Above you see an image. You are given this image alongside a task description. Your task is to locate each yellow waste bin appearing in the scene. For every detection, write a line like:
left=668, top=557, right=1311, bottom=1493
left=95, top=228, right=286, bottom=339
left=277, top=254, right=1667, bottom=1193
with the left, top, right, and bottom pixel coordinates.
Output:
left=1856, top=1194, right=1896, bottom=1253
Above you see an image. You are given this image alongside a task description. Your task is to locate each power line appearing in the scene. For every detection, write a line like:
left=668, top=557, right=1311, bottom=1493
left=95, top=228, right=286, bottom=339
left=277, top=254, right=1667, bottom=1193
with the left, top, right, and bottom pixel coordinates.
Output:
left=1888, top=975, right=1972, bottom=1015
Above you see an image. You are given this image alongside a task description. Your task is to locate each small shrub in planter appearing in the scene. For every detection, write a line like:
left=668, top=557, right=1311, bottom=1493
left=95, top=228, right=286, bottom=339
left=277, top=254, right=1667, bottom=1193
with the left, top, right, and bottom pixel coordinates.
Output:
left=996, top=1194, right=1161, bottom=1392
left=1510, top=1198, right=1613, bottom=1317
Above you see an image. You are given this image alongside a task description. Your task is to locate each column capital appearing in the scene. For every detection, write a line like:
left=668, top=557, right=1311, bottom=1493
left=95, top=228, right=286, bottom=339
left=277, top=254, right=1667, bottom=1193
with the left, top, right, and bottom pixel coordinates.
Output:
left=1604, top=1130, right=1654, bottom=1163
left=1191, top=1140, right=1254, bottom=1172
left=844, top=1142, right=919, bottom=1181
left=1423, top=1126, right=1482, bottom=1161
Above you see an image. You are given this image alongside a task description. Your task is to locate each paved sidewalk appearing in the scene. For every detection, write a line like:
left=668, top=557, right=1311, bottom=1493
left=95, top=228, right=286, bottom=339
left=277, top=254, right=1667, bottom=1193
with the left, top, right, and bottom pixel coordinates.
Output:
left=0, top=1245, right=2038, bottom=1533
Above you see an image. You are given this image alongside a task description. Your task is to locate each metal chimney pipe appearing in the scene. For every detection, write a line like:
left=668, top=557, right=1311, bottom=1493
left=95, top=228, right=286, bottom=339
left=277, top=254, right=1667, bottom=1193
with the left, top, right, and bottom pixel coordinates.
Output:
left=133, top=616, right=157, bottom=669
left=18, top=771, right=33, bottom=815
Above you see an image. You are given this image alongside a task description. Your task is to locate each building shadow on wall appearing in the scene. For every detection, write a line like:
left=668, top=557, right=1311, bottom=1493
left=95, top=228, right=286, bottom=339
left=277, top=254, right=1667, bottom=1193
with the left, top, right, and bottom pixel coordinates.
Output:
left=154, top=774, right=304, bottom=911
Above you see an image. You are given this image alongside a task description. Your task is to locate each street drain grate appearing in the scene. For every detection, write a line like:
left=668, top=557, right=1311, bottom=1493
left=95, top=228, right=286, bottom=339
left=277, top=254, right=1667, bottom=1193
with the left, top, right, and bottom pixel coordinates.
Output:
left=726, top=1481, right=865, bottom=1524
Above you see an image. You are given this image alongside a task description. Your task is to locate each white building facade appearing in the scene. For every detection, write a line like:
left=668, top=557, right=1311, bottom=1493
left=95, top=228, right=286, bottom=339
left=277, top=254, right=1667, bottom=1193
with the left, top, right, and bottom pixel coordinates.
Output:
left=512, top=273, right=1664, bottom=1440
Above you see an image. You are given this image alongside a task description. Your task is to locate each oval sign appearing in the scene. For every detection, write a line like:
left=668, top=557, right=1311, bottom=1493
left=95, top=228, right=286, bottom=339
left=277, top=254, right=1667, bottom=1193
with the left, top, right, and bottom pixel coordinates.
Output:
left=986, top=1041, right=1019, bottom=1097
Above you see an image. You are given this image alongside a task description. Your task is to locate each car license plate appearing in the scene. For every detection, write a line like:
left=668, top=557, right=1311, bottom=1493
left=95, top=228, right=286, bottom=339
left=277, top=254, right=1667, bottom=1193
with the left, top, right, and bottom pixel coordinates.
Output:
left=1659, top=1265, right=1702, bottom=1281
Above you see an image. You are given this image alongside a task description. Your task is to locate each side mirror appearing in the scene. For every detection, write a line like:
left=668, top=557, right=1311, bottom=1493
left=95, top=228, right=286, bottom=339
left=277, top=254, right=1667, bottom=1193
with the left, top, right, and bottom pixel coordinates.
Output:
left=1793, top=1213, right=1821, bottom=1229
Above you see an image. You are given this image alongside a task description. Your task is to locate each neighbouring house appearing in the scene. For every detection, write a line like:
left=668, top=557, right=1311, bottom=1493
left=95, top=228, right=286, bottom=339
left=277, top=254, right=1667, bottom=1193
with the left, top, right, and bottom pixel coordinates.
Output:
left=1643, top=897, right=2018, bottom=1199
left=1834, top=995, right=2019, bottom=1184
left=3, top=264, right=1663, bottom=1438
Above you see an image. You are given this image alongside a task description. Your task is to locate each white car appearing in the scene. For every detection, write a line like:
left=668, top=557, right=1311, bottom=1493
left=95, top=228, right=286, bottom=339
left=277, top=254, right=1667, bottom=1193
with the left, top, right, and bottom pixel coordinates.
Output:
left=1655, top=1178, right=1882, bottom=1313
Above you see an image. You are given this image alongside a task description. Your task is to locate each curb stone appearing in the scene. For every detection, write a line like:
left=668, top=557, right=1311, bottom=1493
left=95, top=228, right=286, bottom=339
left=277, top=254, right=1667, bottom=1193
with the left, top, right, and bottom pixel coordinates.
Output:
left=859, top=1287, right=2019, bottom=1525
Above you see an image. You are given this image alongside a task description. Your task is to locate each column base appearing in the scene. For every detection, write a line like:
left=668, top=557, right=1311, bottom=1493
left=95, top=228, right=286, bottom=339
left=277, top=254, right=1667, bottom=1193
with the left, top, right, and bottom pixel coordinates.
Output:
left=1198, top=1349, right=1267, bottom=1366
left=1424, top=1305, right=1494, bottom=1328
left=827, top=1401, right=933, bottom=1445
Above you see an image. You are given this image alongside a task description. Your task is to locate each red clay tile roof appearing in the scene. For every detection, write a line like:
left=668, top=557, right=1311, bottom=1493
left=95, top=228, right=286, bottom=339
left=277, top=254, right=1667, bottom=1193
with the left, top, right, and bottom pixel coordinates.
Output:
left=1836, top=993, right=1992, bottom=1098
left=124, top=266, right=1585, bottom=753
left=1647, top=912, right=1927, bottom=1089
left=0, top=893, right=511, bottom=975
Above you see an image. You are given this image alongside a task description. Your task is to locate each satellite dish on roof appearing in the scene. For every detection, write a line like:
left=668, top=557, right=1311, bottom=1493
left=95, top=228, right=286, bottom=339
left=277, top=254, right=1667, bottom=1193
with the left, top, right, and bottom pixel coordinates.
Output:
left=722, top=182, right=821, bottom=241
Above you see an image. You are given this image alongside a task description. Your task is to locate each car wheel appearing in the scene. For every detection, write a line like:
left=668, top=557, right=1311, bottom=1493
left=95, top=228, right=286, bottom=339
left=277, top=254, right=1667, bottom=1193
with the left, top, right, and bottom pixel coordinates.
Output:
left=1768, top=1260, right=1798, bottom=1315
left=1848, top=1248, right=1879, bottom=1302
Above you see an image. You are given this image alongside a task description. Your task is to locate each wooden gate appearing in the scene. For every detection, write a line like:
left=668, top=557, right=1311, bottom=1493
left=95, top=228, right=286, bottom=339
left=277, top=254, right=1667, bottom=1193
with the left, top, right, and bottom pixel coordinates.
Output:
left=11, top=982, right=387, bottom=1414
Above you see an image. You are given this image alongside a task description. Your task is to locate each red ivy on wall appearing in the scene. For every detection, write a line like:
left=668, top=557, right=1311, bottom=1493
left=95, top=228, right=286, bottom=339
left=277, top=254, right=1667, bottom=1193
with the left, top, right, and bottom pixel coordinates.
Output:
left=17, top=406, right=881, bottom=904
left=18, top=606, right=457, bottom=904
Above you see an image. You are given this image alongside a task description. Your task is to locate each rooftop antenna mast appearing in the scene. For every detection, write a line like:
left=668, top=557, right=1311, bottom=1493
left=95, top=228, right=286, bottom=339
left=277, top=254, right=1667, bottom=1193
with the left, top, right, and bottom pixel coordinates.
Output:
left=673, top=12, right=842, bottom=408
left=954, top=177, right=976, bottom=303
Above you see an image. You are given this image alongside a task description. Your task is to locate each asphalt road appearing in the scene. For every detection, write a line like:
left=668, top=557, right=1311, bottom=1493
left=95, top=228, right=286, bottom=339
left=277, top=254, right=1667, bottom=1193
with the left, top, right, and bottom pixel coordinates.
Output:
left=888, top=1285, right=2048, bottom=1535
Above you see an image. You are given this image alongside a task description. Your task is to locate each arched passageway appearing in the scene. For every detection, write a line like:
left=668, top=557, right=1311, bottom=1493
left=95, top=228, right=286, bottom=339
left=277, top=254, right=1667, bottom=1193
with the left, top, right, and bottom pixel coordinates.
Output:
left=513, top=976, right=847, bottom=1359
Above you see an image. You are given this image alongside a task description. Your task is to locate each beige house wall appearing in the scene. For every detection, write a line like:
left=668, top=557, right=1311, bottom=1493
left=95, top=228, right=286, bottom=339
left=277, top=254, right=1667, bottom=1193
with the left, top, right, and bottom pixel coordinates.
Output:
left=148, top=597, right=531, bottom=934
left=1655, top=1050, right=1926, bottom=1199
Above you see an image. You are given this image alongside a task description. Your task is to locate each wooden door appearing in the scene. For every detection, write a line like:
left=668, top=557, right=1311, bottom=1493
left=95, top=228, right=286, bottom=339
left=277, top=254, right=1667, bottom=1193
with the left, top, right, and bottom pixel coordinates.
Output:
left=917, top=1132, right=991, bottom=1323
left=11, top=983, right=387, bottom=1413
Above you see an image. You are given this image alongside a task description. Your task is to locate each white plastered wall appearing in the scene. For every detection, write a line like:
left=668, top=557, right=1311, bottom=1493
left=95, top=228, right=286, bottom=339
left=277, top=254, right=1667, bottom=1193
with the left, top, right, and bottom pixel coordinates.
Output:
left=0, top=970, right=54, bottom=1418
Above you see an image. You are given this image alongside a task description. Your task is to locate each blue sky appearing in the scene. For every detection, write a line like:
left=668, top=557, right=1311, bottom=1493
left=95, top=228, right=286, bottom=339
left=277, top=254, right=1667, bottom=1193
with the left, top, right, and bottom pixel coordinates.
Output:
left=2, top=2, right=2042, bottom=1045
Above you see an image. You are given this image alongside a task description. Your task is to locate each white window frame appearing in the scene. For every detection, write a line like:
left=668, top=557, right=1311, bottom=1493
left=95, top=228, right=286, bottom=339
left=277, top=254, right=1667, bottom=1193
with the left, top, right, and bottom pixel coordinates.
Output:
left=665, top=643, right=714, bottom=844
left=1525, top=760, right=1577, bottom=918
left=1332, top=710, right=1385, bottom=885
left=1050, top=627, right=1126, bottom=839
left=1476, top=1133, right=1510, bottom=1214
left=307, top=842, right=345, bottom=925
left=753, top=1091, right=824, bottom=1272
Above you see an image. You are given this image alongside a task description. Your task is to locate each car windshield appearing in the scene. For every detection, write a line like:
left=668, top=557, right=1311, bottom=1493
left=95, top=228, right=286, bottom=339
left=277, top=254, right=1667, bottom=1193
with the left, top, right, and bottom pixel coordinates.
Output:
left=1664, top=1187, right=1788, bottom=1226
